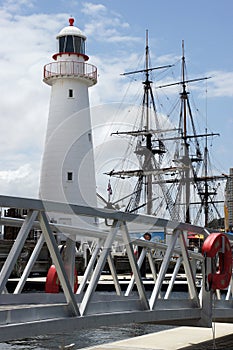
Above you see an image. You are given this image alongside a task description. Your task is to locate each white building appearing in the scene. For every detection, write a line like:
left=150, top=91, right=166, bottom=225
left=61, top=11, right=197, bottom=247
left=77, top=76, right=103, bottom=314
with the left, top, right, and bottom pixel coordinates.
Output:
left=39, top=18, right=97, bottom=230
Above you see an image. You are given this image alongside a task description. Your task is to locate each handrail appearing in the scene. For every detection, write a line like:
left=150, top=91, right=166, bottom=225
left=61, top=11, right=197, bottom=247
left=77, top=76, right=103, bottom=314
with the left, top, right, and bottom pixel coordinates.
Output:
left=43, top=61, right=97, bottom=82
left=0, top=195, right=207, bottom=236
left=0, top=193, right=233, bottom=341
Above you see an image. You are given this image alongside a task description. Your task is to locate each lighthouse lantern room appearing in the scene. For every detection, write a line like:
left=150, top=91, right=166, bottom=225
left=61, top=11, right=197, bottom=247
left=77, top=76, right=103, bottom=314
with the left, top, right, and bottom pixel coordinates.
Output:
left=57, top=18, right=86, bottom=57
left=39, top=18, right=97, bottom=229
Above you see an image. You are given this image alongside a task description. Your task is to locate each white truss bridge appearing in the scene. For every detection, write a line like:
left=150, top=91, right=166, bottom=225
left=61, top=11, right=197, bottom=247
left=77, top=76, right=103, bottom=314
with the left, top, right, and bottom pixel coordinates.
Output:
left=0, top=195, right=232, bottom=342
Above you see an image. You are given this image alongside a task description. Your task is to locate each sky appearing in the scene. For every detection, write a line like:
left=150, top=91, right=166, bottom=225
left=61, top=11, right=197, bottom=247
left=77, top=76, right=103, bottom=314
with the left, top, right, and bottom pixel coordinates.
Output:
left=0, top=0, right=233, bottom=202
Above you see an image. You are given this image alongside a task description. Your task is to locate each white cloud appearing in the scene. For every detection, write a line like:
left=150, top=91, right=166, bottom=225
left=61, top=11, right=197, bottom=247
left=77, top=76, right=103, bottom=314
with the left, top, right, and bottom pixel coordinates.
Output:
left=1, top=0, right=35, bottom=13
left=89, top=52, right=145, bottom=106
left=207, top=71, right=233, bottom=97
left=81, top=2, right=135, bottom=44
left=0, top=164, right=31, bottom=182
left=81, top=2, right=107, bottom=15
left=0, top=164, right=39, bottom=198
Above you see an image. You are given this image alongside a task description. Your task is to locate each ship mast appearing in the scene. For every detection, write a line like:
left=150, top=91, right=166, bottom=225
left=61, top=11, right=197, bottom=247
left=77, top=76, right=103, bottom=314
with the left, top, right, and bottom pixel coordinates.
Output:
left=195, top=130, right=224, bottom=227
left=180, top=41, right=191, bottom=223
left=157, top=41, right=223, bottom=225
left=144, top=30, right=153, bottom=214
left=203, top=131, right=211, bottom=225
left=109, top=31, right=173, bottom=216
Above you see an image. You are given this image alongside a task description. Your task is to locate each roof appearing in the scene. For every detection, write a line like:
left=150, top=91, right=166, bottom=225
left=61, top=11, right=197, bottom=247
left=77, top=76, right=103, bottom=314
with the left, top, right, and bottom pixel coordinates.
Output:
left=56, top=18, right=86, bottom=40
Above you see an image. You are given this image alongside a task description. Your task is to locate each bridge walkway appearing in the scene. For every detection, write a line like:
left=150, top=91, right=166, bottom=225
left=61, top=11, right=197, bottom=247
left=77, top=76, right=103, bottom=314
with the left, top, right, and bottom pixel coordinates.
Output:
left=0, top=195, right=232, bottom=342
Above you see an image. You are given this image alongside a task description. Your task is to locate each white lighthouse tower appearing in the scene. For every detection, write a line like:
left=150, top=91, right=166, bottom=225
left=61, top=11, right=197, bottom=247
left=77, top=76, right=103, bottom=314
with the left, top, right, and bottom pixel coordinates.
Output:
left=39, top=18, right=97, bottom=228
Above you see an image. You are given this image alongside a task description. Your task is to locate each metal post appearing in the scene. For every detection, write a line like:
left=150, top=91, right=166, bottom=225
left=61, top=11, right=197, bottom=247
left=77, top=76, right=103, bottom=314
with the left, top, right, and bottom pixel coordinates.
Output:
left=14, top=233, right=45, bottom=294
left=149, top=229, right=180, bottom=309
left=107, top=253, right=122, bottom=296
left=79, top=220, right=121, bottom=315
left=179, top=231, right=199, bottom=303
left=0, top=210, right=38, bottom=294
left=147, top=250, right=158, bottom=282
left=226, top=277, right=233, bottom=300
left=125, top=248, right=146, bottom=296
left=199, top=255, right=212, bottom=327
left=77, top=241, right=101, bottom=295
left=38, top=212, right=79, bottom=316
left=64, top=236, right=76, bottom=289
left=147, top=250, right=162, bottom=299
left=121, top=222, right=149, bottom=310
left=164, top=256, right=183, bottom=299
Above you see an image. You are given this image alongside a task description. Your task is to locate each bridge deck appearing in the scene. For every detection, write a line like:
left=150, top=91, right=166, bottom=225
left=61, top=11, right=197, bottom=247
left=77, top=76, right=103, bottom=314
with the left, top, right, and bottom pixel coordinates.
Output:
left=0, top=195, right=232, bottom=342
left=0, top=293, right=203, bottom=342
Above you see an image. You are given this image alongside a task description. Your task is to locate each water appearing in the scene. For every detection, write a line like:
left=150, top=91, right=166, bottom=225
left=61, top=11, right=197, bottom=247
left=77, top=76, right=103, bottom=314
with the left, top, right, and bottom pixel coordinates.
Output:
left=0, top=323, right=175, bottom=349
left=0, top=291, right=183, bottom=349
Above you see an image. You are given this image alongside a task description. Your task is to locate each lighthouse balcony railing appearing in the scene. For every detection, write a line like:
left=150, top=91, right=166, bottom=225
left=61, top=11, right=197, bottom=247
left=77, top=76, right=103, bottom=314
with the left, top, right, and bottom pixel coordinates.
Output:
left=43, top=61, right=97, bottom=82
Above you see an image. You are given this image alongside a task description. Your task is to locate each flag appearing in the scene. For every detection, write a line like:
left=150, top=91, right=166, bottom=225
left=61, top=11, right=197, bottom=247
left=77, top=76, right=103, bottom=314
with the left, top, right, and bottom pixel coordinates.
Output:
left=107, top=181, right=112, bottom=195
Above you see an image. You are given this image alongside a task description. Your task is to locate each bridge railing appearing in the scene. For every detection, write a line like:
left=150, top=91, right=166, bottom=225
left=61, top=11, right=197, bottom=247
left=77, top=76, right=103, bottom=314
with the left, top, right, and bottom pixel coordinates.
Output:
left=0, top=195, right=232, bottom=341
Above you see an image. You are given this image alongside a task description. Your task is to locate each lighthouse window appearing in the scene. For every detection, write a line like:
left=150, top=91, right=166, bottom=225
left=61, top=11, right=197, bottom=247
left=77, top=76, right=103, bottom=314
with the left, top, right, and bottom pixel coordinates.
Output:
left=59, top=37, right=65, bottom=52
left=68, top=89, right=73, bottom=98
left=66, top=36, right=74, bottom=52
left=59, top=36, right=74, bottom=53
left=67, top=172, right=73, bottom=181
left=59, top=36, right=85, bottom=54
left=74, top=37, right=85, bottom=54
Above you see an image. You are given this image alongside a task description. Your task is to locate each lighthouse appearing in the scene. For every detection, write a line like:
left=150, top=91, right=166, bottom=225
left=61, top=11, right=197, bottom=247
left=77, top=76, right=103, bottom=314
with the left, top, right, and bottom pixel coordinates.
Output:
left=39, top=18, right=97, bottom=228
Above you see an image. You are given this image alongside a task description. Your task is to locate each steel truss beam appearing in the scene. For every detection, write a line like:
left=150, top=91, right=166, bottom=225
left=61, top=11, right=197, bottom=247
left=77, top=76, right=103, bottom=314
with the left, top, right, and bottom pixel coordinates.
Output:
left=0, top=195, right=232, bottom=342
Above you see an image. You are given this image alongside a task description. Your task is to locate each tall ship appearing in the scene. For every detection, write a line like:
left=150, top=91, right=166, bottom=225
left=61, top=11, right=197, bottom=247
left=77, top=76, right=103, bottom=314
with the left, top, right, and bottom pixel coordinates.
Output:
left=99, top=32, right=227, bottom=240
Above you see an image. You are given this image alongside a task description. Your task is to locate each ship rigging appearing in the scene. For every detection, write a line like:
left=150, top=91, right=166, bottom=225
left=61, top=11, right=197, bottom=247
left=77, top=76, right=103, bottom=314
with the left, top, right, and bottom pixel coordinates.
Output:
left=103, top=33, right=226, bottom=229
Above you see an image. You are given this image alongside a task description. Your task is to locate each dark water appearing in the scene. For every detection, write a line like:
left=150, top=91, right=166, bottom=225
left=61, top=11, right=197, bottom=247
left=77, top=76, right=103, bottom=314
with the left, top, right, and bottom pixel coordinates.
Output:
left=0, top=323, right=175, bottom=349
left=0, top=290, right=181, bottom=349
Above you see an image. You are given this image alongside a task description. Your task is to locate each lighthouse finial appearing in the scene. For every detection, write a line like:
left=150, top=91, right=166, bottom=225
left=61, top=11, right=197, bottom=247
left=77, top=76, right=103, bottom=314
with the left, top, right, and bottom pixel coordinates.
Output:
left=69, top=18, right=74, bottom=26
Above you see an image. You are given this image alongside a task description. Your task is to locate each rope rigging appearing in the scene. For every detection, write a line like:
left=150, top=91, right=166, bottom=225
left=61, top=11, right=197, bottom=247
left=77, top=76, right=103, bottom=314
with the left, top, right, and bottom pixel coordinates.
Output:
left=98, top=37, right=226, bottom=228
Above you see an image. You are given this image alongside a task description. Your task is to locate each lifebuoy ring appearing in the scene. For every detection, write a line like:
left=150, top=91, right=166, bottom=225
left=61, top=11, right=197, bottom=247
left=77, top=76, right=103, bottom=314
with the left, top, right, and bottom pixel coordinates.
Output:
left=45, top=265, right=78, bottom=293
left=134, top=248, right=138, bottom=259
left=202, top=233, right=232, bottom=291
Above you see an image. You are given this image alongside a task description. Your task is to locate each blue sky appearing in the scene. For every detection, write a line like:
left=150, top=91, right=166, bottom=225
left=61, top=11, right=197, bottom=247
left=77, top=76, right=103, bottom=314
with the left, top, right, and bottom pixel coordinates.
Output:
left=0, top=0, right=233, bottom=200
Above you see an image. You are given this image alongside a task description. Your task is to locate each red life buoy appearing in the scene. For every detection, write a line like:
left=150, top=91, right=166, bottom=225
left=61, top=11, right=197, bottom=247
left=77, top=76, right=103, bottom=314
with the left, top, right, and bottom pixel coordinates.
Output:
left=45, top=265, right=78, bottom=293
left=134, top=248, right=138, bottom=259
left=202, top=233, right=232, bottom=291
left=45, top=265, right=59, bottom=293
